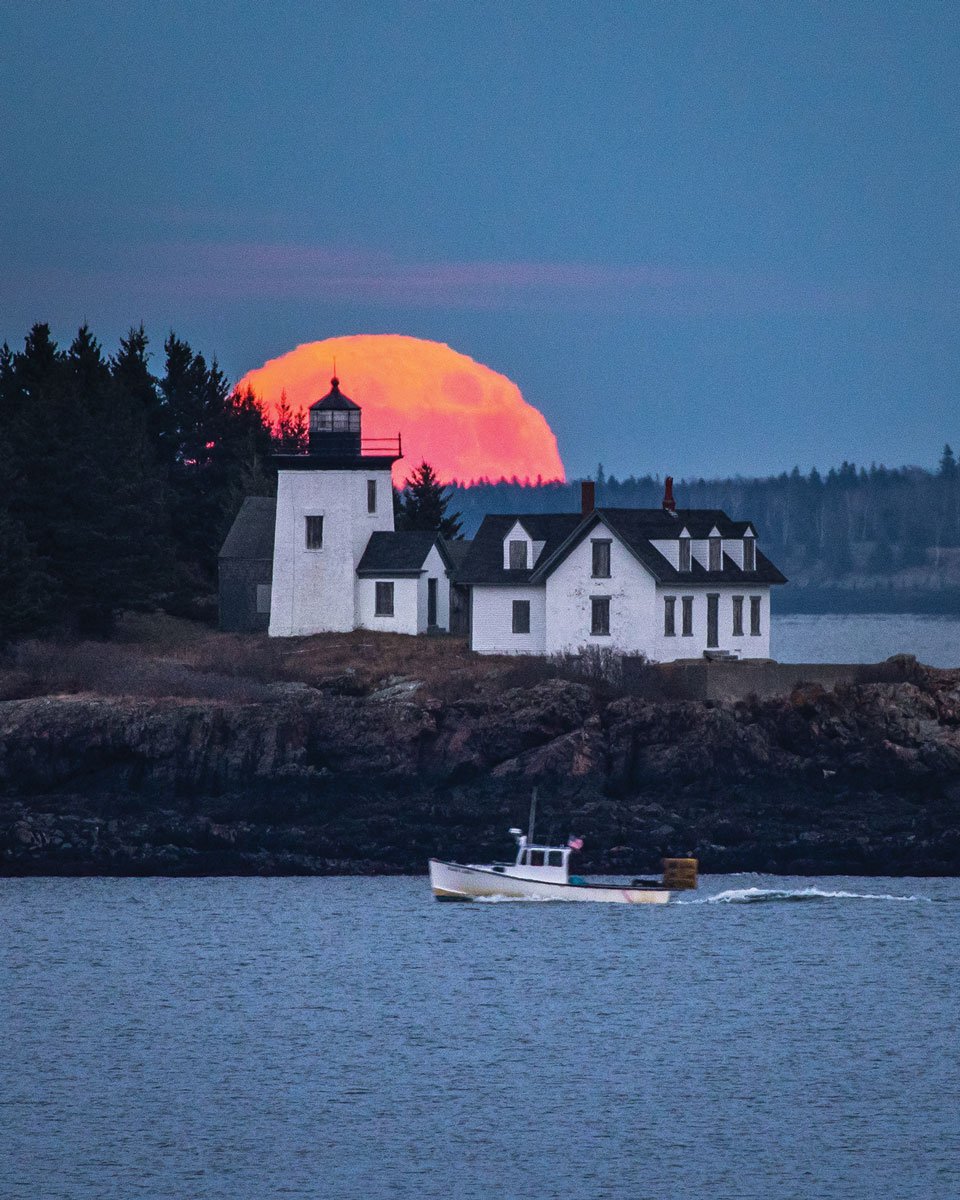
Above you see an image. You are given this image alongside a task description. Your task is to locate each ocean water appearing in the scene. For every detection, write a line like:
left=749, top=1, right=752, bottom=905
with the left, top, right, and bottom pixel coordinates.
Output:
left=2, top=876, right=958, bottom=1200
left=774, top=612, right=960, bottom=667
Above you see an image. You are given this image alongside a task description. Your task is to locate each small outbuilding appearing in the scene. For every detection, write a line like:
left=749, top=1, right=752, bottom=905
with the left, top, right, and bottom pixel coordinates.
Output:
left=217, top=496, right=276, bottom=633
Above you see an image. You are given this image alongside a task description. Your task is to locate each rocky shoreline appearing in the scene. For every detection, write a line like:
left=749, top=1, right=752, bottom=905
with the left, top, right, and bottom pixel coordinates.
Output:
left=2, top=672, right=960, bottom=877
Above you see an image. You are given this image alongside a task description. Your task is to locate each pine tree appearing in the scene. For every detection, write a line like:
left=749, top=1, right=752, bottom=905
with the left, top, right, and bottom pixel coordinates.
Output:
left=939, top=444, right=957, bottom=480
left=273, top=388, right=308, bottom=454
left=161, top=339, right=274, bottom=585
left=396, top=461, right=463, bottom=538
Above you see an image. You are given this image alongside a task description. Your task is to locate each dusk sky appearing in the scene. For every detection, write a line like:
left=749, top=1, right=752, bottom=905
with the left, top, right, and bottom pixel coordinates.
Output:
left=2, top=0, right=958, bottom=481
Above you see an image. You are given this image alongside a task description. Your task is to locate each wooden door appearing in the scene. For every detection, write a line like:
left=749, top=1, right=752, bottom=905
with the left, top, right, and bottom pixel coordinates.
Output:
left=427, top=577, right=438, bottom=627
left=707, top=593, right=719, bottom=648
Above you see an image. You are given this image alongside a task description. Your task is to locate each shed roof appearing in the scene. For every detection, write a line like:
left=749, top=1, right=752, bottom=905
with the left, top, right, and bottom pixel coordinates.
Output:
left=218, top=496, right=277, bottom=560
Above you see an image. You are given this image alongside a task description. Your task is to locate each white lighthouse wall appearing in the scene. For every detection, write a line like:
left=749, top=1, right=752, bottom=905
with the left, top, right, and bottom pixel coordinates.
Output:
left=269, top=468, right=394, bottom=636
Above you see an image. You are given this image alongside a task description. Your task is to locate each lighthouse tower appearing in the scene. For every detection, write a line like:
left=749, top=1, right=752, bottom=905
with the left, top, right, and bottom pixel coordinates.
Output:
left=268, top=377, right=402, bottom=636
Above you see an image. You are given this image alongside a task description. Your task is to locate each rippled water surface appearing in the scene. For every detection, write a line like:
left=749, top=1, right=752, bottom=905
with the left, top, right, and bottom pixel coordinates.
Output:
left=3, top=876, right=959, bottom=1200
left=775, top=612, right=960, bottom=667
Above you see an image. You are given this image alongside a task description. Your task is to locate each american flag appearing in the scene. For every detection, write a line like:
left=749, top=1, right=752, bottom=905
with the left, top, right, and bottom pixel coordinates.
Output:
left=567, top=836, right=584, bottom=851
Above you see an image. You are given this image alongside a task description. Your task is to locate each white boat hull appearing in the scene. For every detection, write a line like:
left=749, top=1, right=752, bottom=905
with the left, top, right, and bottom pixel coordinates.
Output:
left=429, top=859, right=670, bottom=904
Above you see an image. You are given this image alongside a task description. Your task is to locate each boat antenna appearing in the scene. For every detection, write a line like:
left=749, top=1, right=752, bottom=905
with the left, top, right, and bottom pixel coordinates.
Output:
left=527, top=787, right=538, bottom=846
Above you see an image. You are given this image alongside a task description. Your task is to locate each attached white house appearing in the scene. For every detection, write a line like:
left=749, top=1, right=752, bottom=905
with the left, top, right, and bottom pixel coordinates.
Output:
left=218, top=376, right=786, bottom=659
left=218, top=376, right=460, bottom=636
left=455, top=483, right=787, bottom=661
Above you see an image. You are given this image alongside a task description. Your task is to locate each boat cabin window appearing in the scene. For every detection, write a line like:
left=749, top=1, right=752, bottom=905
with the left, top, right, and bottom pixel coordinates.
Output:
left=527, top=850, right=545, bottom=866
left=547, top=850, right=564, bottom=867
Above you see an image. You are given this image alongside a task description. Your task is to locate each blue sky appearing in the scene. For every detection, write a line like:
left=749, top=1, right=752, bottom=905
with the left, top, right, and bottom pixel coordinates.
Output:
left=2, top=0, right=957, bottom=480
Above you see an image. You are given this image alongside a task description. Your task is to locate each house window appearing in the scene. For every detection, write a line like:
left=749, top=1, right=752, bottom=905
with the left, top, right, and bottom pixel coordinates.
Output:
left=664, top=596, right=677, bottom=637
left=256, top=584, right=271, bottom=615
left=679, top=539, right=691, bottom=571
left=512, top=599, right=530, bottom=634
left=367, top=480, right=377, bottom=513
left=750, top=595, right=762, bottom=636
left=509, top=540, right=528, bottom=570
left=375, top=581, right=394, bottom=617
left=744, top=538, right=756, bottom=571
left=681, top=596, right=694, bottom=637
left=732, top=595, right=744, bottom=637
left=305, top=515, right=324, bottom=549
left=591, top=539, right=611, bottom=578
left=590, top=596, right=610, bottom=636
left=709, top=536, right=722, bottom=572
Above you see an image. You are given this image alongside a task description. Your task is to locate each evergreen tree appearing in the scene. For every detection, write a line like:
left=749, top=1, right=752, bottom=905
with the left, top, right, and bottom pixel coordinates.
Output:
left=273, top=389, right=308, bottom=453
left=0, top=508, right=54, bottom=641
left=939, top=444, right=957, bottom=480
left=161, top=338, right=274, bottom=584
left=396, top=461, right=463, bottom=538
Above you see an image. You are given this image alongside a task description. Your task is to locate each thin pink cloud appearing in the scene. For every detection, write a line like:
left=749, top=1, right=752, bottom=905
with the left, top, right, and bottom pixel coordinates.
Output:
left=4, top=240, right=892, bottom=317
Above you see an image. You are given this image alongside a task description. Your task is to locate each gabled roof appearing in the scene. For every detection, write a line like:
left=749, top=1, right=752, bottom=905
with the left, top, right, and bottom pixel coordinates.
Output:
left=453, top=508, right=786, bottom=587
left=532, top=509, right=786, bottom=585
left=453, top=513, right=584, bottom=584
left=357, top=531, right=451, bottom=576
left=441, top=538, right=473, bottom=571
left=309, top=376, right=360, bottom=412
left=219, top=497, right=276, bottom=560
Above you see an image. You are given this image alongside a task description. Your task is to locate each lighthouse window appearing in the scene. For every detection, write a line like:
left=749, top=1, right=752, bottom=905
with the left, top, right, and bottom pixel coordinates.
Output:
left=332, top=411, right=349, bottom=432
left=375, top=582, right=394, bottom=617
left=305, top=515, right=324, bottom=549
left=367, top=480, right=377, bottom=513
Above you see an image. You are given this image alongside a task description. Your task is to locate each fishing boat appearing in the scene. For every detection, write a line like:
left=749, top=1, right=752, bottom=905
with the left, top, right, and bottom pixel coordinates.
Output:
left=428, top=792, right=697, bottom=903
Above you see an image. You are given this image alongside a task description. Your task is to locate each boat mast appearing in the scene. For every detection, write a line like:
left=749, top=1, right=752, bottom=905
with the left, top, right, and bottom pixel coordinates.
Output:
left=527, top=787, right=537, bottom=846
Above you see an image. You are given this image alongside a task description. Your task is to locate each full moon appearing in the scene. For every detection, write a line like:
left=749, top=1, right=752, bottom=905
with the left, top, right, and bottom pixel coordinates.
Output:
left=238, top=334, right=566, bottom=485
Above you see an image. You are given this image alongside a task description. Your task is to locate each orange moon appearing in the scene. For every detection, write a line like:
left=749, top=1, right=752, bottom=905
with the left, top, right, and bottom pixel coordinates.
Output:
left=238, top=334, right=566, bottom=485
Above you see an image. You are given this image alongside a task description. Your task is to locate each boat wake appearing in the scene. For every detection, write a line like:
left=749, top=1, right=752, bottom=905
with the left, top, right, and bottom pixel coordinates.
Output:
left=681, top=886, right=933, bottom=905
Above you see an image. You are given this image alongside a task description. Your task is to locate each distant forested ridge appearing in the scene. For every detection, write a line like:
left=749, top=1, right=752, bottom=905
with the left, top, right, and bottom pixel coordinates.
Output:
left=450, top=455, right=960, bottom=612
left=2, top=320, right=959, bottom=639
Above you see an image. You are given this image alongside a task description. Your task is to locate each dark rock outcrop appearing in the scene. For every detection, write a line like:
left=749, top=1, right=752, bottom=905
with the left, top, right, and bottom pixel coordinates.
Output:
left=2, top=675, right=959, bottom=876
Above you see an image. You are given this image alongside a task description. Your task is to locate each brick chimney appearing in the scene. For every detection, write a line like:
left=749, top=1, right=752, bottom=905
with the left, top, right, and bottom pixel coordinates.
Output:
left=581, top=480, right=595, bottom=515
left=662, top=475, right=677, bottom=515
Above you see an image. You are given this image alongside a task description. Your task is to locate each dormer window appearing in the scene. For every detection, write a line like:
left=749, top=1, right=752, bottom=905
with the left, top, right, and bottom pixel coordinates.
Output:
left=679, top=539, right=691, bottom=572
left=509, top=540, right=528, bottom=570
left=709, top=536, right=722, bottom=571
left=743, top=538, right=756, bottom=572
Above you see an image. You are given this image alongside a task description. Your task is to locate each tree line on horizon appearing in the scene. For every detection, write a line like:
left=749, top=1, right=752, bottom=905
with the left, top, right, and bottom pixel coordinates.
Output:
left=450, top=451, right=960, bottom=592
left=1, top=320, right=957, bottom=640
